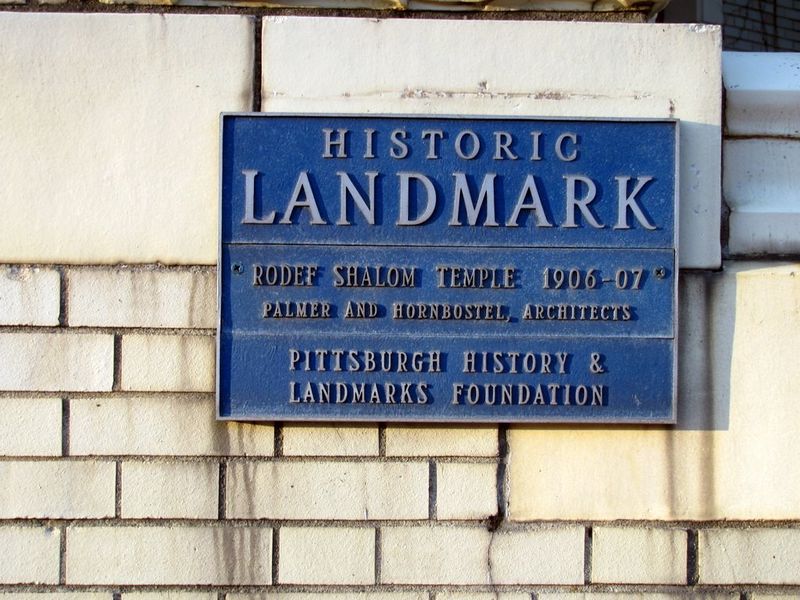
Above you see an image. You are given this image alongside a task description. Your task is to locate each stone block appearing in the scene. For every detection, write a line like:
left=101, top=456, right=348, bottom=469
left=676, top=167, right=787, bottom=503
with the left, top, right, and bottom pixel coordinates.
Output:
left=592, top=527, right=687, bottom=584
left=0, top=460, right=115, bottom=518
left=0, top=333, right=113, bottom=392
left=509, top=263, right=800, bottom=521
left=120, top=334, right=214, bottom=392
left=68, top=267, right=216, bottom=328
left=67, top=526, right=272, bottom=584
left=226, top=461, right=427, bottom=520
left=262, top=18, right=722, bottom=268
left=0, top=266, right=60, bottom=326
left=0, top=13, right=253, bottom=264
left=0, top=526, right=60, bottom=584
left=279, top=527, right=374, bottom=584
left=70, top=396, right=273, bottom=457
left=121, top=460, right=218, bottom=519
left=282, top=424, right=379, bottom=456
left=0, top=397, right=62, bottom=456
left=699, top=528, right=800, bottom=584
left=436, top=462, right=497, bottom=520
left=385, top=425, right=497, bottom=457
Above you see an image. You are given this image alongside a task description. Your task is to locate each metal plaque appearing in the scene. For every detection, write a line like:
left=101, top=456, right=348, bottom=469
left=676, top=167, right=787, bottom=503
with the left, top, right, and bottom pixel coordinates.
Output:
left=218, top=114, right=678, bottom=423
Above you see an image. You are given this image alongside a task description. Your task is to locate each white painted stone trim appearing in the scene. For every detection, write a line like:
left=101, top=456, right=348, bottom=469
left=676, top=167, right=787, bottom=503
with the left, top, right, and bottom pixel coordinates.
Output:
left=723, top=52, right=800, bottom=138
left=262, top=18, right=722, bottom=269
left=0, top=13, right=254, bottom=265
left=723, top=52, right=800, bottom=256
left=724, top=139, right=800, bottom=256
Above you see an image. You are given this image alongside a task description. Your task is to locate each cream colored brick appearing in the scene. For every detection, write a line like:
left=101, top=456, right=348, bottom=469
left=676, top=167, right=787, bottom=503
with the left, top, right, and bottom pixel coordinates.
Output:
left=385, top=425, right=497, bottom=457
left=227, top=461, right=426, bottom=520
left=593, top=527, right=686, bottom=584
left=0, top=266, right=59, bottom=326
left=489, top=527, right=584, bottom=584
left=0, top=13, right=253, bottom=265
left=0, top=333, right=113, bottom=392
left=0, top=526, right=60, bottom=584
left=436, top=462, right=497, bottom=520
left=0, top=461, right=114, bottom=518
left=279, top=527, right=374, bottom=584
left=509, top=264, right=800, bottom=521
left=71, top=396, right=273, bottom=456
left=262, top=18, right=721, bottom=269
left=121, top=334, right=214, bottom=392
left=0, top=397, right=61, bottom=456
left=699, top=528, right=800, bottom=584
left=69, top=267, right=215, bottom=328
left=67, top=525, right=271, bottom=584
left=385, top=527, right=583, bottom=585
left=382, top=526, right=490, bottom=584
left=381, top=526, right=584, bottom=585
left=122, top=461, right=218, bottom=519
left=282, top=424, right=378, bottom=456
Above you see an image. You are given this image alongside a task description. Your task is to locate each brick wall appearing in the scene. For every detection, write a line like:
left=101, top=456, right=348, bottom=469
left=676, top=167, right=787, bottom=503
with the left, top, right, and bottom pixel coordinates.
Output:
left=5, top=262, right=800, bottom=595
left=1, top=7, right=798, bottom=599
left=724, top=0, right=800, bottom=51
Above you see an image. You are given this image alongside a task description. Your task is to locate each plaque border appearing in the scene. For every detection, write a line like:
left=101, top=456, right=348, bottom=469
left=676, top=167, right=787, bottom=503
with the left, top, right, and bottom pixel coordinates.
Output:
left=216, top=113, right=680, bottom=425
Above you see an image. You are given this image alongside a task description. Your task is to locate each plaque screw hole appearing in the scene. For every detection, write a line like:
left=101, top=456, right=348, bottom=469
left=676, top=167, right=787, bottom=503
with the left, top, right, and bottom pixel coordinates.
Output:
left=654, top=267, right=666, bottom=279
left=232, top=263, right=244, bottom=275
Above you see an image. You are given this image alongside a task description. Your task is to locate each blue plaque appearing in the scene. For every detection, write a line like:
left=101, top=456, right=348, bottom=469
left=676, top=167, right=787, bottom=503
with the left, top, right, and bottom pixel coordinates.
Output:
left=218, top=114, right=678, bottom=423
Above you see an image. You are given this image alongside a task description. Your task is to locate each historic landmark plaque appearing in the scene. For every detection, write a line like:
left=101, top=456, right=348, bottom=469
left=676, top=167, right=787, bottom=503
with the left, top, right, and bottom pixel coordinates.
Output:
left=217, top=114, right=678, bottom=423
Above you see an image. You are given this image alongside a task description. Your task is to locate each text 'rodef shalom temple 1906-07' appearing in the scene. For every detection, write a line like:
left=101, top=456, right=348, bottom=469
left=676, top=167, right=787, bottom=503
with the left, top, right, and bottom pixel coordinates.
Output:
left=218, top=116, right=677, bottom=423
